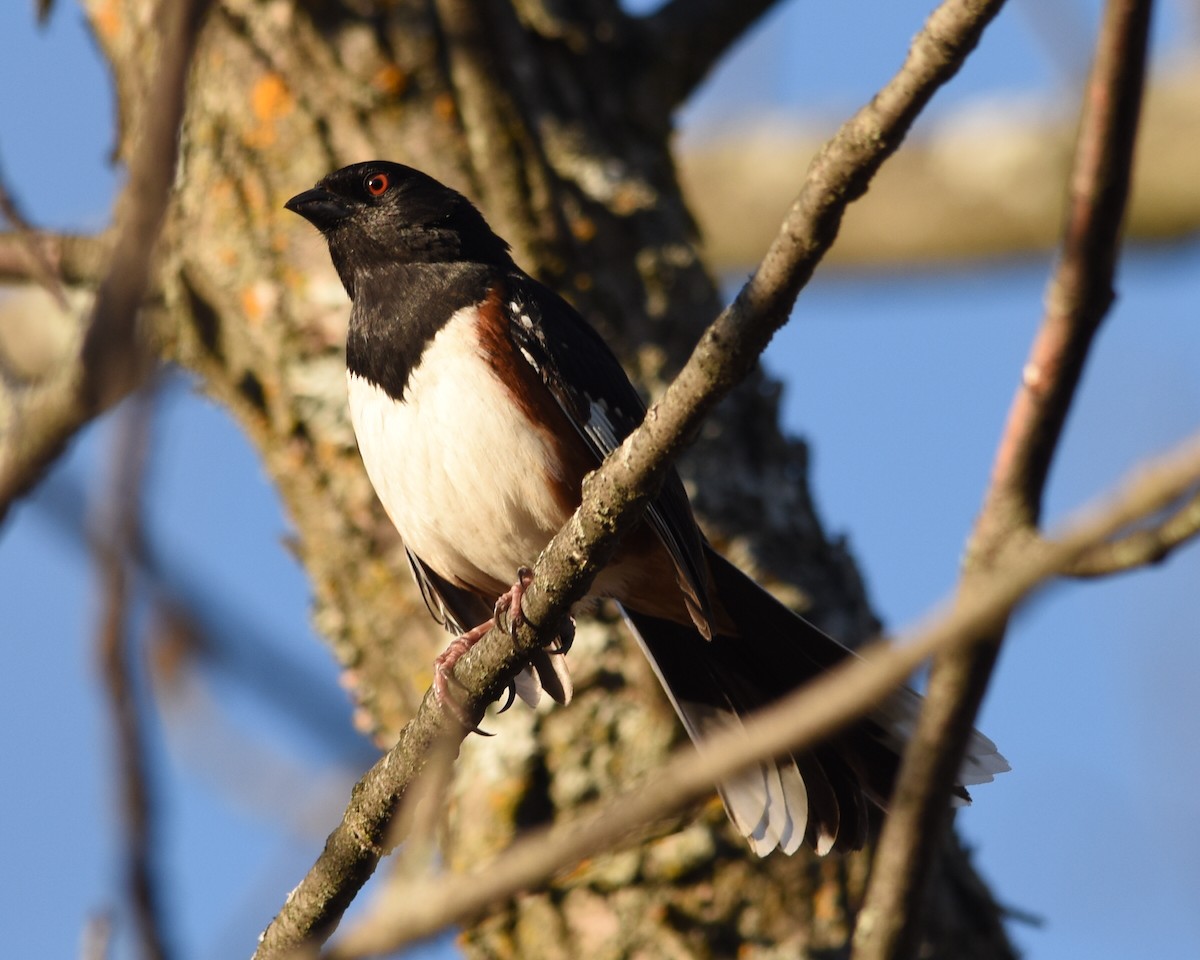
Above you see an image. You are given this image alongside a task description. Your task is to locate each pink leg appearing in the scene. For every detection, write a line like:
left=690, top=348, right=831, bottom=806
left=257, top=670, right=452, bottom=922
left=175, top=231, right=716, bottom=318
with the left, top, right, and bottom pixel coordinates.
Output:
left=433, top=617, right=495, bottom=734
left=432, top=566, right=535, bottom=733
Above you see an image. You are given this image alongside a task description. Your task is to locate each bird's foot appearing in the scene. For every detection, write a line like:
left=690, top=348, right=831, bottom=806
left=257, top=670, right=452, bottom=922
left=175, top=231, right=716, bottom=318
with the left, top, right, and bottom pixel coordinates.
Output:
left=435, top=567, right=574, bottom=731
left=433, top=618, right=495, bottom=736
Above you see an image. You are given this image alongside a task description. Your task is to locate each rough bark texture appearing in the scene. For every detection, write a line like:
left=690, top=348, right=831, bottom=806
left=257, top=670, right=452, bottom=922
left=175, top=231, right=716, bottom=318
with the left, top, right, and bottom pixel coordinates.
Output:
left=65, top=1, right=1014, bottom=956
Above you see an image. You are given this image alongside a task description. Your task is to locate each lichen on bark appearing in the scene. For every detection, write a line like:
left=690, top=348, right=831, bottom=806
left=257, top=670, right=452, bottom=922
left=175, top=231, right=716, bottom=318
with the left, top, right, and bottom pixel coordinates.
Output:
left=71, top=1, right=1014, bottom=956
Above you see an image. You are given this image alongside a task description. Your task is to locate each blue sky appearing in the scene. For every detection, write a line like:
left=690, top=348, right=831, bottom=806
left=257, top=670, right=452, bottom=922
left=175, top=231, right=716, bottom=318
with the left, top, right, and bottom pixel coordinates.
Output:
left=2, top=3, right=1199, bottom=959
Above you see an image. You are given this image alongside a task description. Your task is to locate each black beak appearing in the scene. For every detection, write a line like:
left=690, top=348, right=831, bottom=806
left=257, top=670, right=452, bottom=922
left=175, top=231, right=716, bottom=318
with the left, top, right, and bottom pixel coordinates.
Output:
left=284, top=187, right=354, bottom=230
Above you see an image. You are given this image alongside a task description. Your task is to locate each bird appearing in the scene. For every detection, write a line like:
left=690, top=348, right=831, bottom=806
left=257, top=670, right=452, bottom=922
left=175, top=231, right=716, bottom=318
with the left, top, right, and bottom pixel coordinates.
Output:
left=285, top=161, right=1007, bottom=856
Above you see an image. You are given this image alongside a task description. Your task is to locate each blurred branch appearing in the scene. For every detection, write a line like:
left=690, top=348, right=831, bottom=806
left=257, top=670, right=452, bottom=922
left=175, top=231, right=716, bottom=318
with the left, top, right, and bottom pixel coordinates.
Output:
left=0, top=163, right=70, bottom=309
left=80, top=913, right=114, bottom=960
left=982, top=3, right=1150, bottom=535
left=79, top=0, right=210, bottom=413
left=93, top=386, right=171, bottom=960
left=0, top=229, right=110, bottom=286
left=639, top=0, right=785, bottom=111
left=680, top=58, right=1200, bottom=271
left=253, top=1, right=1007, bottom=955
left=853, top=4, right=1155, bottom=960
left=1065, top=486, right=1200, bottom=576
left=326, top=431, right=1200, bottom=959
left=0, top=0, right=209, bottom=522
left=28, top=441, right=372, bottom=762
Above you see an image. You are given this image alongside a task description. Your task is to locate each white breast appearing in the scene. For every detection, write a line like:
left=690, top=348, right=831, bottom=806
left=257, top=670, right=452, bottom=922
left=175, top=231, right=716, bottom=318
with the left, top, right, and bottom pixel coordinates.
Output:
left=347, top=308, right=570, bottom=594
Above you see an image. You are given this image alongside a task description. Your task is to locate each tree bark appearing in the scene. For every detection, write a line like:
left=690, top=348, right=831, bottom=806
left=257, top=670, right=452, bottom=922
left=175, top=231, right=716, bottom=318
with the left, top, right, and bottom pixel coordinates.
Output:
left=62, top=1, right=1016, bottom=956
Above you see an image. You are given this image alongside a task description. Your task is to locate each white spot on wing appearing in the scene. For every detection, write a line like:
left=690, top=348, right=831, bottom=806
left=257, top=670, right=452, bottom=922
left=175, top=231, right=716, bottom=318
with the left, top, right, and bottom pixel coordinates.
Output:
left=584, top=396, right=621, bottom=454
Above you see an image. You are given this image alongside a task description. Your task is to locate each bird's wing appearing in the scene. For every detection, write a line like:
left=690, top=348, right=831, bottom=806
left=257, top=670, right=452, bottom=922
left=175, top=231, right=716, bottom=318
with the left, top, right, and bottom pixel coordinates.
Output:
left=504, top=273, right=714, bottom=635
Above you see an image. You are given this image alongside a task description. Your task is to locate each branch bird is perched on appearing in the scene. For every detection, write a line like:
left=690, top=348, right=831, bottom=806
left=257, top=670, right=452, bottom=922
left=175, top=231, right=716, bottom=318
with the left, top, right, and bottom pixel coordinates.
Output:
left=286, top=161, right=1007, bottom=856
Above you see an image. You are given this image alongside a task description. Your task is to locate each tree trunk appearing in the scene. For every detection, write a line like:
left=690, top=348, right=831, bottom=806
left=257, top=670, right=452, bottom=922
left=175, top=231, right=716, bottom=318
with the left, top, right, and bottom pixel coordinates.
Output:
left=80, top=0, right=1015, bottom=955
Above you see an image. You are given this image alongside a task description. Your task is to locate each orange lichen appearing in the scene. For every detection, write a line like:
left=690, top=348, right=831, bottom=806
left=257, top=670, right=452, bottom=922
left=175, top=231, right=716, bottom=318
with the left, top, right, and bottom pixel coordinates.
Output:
left=244, top=73, right=296, bottom=149
left=371, top=64, right=407, bottom=98
left=570, top=215, right=597, bottom=242
left=433, top=92, right=458, bottom=124
left=241, top=286, right=264, bottom=324
left=91, top=0, right=121, bottom=43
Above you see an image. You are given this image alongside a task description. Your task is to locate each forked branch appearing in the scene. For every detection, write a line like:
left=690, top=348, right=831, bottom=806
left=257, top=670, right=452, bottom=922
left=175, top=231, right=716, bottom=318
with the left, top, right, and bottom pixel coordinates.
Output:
left=852, top=4, right=1157, bottom=960
left=253, top=1, right=1009, bottom=955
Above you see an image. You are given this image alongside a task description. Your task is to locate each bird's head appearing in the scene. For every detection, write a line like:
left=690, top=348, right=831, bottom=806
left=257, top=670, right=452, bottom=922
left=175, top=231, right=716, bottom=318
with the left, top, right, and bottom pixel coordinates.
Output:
left=285, top=161, right=512, bottom=295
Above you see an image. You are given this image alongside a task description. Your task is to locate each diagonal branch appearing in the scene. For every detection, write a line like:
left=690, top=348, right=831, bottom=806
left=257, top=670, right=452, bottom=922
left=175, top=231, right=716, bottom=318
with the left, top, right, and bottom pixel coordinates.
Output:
left=326, top=432, right=1200, bottom=959
left=637, top=0, right=787, bottom=112
left=252, top=1, right=1008, bottom=955
left=0, top=229, right=110, bottom=287
left=0, top=0, right=209, bottom=522
left=0, top=163, right=70, bottom=310
left=852, top=4, right=1156, bottom=960
left=1065, top=486, right=1200, bottom=576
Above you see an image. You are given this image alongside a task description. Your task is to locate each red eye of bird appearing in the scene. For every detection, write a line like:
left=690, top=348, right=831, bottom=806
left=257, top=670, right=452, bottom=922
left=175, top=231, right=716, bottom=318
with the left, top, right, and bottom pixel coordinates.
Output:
left=365, top=173, right=390, bottom=197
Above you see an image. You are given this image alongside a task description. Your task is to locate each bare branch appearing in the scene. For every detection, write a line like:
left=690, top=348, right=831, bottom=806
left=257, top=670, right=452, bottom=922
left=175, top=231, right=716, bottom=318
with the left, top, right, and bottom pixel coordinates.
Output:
left=0, top=165, right=70, bottom=309
left=852, top=4, right=1156, bottom=960
left=80, top=913, right=114, bottom=960
left=26, top=441, right=369, bottom=759
left=1065, top=486, right=1200, bottom=576
left=638, top=0, right=786, bottom=111
left=0, top=229, right=110, bottom=286
left=80, top=0, right=210, bottom=412
left=253, top=1, right=1008, bottom=955
left=93, top=386, right=172, bottom=960
left=327, top=432, right=1200, bottom=958
left=0, top=0, right=208, bottom=521
left=978, top=3, right=1153, bottom=540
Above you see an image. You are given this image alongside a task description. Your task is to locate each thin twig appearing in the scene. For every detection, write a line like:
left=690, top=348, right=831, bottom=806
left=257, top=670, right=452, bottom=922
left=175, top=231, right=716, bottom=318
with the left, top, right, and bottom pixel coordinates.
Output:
left=326, top=433, right=1200, bottom=959
left=253, top=2, right=1008, bottom=955
left=80, top=913, right=114, bottom=960
left=0, top=229, right=110, bottom=287
left=852, top=4, right=1156, bottom=960
left=1065, top=486, right=1200, bottom=576
left=976, top=2, right=1153, bottom=541
left=30, top=454, right=370, bottom=760
left=0, top=0, right=209, bottom=519
left=0, top=161, right=70, bottom=309
left=93, top=386, right=171, bottom=960
left=80, top=0, right=210, bottom=412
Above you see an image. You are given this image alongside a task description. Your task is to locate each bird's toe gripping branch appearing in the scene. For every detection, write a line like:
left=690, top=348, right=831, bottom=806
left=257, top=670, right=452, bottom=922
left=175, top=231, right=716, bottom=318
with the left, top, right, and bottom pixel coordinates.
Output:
left=432, top=618, right=497, bottom=736
left=433, top=566, right=576, bottom=734
left=494, top=565, right=534, bottom=637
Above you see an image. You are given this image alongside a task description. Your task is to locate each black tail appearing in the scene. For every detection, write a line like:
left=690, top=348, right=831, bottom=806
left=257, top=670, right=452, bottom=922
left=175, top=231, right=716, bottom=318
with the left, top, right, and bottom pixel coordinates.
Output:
left=621, top=545, right=1007, bottom=855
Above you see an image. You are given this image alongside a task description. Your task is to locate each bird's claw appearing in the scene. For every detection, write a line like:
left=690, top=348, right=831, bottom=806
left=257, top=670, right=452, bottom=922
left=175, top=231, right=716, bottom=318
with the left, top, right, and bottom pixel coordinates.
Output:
left=433, top=620, right=494, bottom=735
left=494, top=565, right=534, bottom=638
left=553, top=615, right=576, bottom=656
left=433, top=568, right=568, bottom=733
